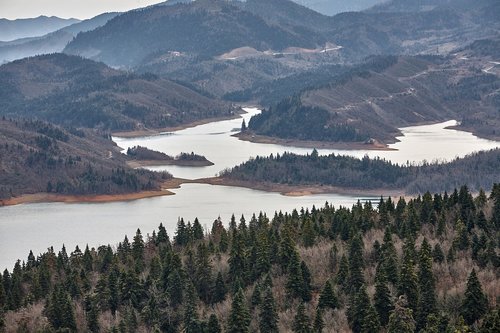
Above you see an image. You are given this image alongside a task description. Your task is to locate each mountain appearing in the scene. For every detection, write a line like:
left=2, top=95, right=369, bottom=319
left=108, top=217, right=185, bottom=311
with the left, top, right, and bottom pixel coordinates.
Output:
left=0, top=53, right=236, bottom=131
left=0, top=16, right=80, bottom=41
left=294, top=0, right=385, bottom=16
left=64, top=0, right=327, bottom=68
left=247, top=55, right=500, bottom=143
left=0, top=13, right=119, bottom=64
left=0, top=118, right=169, bottom=200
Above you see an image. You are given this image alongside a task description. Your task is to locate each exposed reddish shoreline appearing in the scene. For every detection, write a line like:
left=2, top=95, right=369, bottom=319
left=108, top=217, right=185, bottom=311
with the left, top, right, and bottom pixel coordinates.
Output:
left=0, top=177, right=405, bottom=207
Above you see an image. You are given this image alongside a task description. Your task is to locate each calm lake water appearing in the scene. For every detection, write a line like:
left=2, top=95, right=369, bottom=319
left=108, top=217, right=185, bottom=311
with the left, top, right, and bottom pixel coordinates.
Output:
left=1, top=108, right=499, bottom=270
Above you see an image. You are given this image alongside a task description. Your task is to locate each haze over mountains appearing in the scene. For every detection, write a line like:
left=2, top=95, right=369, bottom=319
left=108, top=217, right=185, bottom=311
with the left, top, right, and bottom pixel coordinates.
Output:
left=0, top=13, right=118, bottom=64
left=0, top=16, right=79, bottom=41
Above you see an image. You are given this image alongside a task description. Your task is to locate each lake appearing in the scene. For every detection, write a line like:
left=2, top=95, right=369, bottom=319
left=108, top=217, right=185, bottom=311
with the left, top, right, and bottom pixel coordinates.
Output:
left=1, top=107, right=499, bottom=270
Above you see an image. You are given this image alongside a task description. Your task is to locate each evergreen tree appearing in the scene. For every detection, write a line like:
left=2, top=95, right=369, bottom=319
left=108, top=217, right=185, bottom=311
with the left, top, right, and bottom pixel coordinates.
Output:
left=318, top=280, right=338, bottom=310
left=387, top=296, right=416, bottom=333
left=313, top=307, right=324, bottom=333
left=229, top=231, right=248, bottom=285
left=416, top=238, right=436, bottom=330
left=228, top=287, right=251, bottom=333
left=168, top=269, right=184, bottom=307
left=259, top=287, right=279, bottom=333
left=432, top=244, right=444, bottom=263
left=286, top=252, right=304, bottom=300
left=301, top=261, right=312, bottom=302
left=87, top=297, right=100, bottom=333
left=132, top=228, right=145, bottom=271
left=44, top=285, right=77, bottom=332
left=398, top=239, right=419, bottom=313
left=380, top=227, right=399, bottom=285
left=251, top=282, right=262, bottom=309
left=348, top=234, right=365, bottom=294
left=207, top=314, right=222, bottom=333
left=348, top=285, right=379, bottom=333
left=461, top=269, right=488, bottom=325
left=213, top=271, right=227, bottom=304
left=302, top=218, right=316, bottom=247
left=374, top=268, right=393, bottom=326
left=195, top=243, right=213, bottom=303
left=336, top=254, right=349, bottom=289
left=184, top=282, right=201, bottom=333
left=192, top=218, right=204, bottom=240
left=293, top=303, right=311, bottom=333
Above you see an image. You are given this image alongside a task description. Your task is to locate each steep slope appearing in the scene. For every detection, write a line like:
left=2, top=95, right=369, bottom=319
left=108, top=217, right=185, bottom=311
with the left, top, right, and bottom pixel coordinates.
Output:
left=0, top=13, right=119, bottom=64
left=63, top=0, right=327, bottom=68
left=0, top=118, right=170, bottom=200
left=0, top=54, right=235, bottom=131
left=247, top=55, right=500, bottom=143
left=328, top=0, right=500, bottom=59
left=0, top=16, right=80, bottom=41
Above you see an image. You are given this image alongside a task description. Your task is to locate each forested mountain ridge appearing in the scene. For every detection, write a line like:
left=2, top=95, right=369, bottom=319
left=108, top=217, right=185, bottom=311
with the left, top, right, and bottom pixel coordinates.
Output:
left=64, top=0, right=327, bottom=68
left=0, top=118, right=170, bottom=201
left=1, top=185, right=499, bottom=332
left=0, top=53, right=236, bottom=131
left=246, top=55, right=500, bottom=143
left=221, top=149, right=500, bottom=195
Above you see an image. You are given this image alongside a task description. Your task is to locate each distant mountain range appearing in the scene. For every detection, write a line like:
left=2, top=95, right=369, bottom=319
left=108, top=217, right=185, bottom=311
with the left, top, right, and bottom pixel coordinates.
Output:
left=294, top=0, right=385, bottom=15
left=0, top=53, right=235, bottom=131
left=0, top=13, right=118, bottom=64
left=0, top=16, right=79, bottom=41
left=64, top=0, right=327, bottom=68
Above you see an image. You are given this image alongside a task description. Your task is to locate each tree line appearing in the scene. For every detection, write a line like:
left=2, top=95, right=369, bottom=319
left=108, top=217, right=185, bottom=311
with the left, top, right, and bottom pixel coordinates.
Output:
left=221, top=149, right=500, bottom=194
left=1, top=184, right=499, bottom=332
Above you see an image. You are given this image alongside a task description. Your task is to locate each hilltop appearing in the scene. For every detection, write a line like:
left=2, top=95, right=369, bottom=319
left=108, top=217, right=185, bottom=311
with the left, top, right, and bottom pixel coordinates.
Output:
left=0, top=118, right=171, bottom=201
left=245, top=55, right=500, bottom=144
left=0, top=53, right=236, bottom=131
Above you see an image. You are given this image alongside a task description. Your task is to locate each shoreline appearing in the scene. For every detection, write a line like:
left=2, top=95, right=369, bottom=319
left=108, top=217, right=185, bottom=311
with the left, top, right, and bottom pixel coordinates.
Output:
left=0, top=177, right=404, bottom=207
left=127, top=159, right=214, bottom=168
left=112, top=112, right=245, bottom=138
left=234, top=132, right=396, bottom=151
left=192, top=177, right=405, bottom=198
left=0, top=178, right=191, bottom=207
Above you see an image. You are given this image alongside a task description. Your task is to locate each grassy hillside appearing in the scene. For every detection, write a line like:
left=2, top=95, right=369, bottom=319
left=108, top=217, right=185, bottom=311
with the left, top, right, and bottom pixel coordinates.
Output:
left=0, top=53, right=235, bottom=131
left=1, top=185, right=499, bottom=332
left=0, top=118, right=171, bottom=200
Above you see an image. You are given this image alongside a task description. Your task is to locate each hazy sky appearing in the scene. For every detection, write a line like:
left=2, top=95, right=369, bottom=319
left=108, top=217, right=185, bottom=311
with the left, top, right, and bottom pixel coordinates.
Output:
left=0, top=0, right=166, bottom=19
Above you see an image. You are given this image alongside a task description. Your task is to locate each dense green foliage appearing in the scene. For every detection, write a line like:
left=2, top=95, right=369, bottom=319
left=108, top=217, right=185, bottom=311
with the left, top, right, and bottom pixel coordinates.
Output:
left=2, top=184, right=499, bottom=332
left=221, top=149, right=500, bottom=194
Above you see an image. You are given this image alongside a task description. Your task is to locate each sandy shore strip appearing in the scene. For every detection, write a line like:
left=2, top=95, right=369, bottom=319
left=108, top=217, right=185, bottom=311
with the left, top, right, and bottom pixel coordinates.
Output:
left=194, top=177, right=405, bottom=198
left=126, top=159, right=214, bottom=168
left=234, top=133, right=396, bottom=151
left=0, top=177, right=405, bottom=207
left=0, top=178, right=193, bottom=206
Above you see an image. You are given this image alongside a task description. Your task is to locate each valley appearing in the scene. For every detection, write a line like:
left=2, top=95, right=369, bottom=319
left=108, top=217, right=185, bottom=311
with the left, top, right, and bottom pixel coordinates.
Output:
left=0, top=1, right=499, bottom=332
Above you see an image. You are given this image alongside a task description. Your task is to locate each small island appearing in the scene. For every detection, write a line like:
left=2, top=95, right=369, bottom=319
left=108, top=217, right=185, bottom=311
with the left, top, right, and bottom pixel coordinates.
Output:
left=126, top=146, right=214, bottom=167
